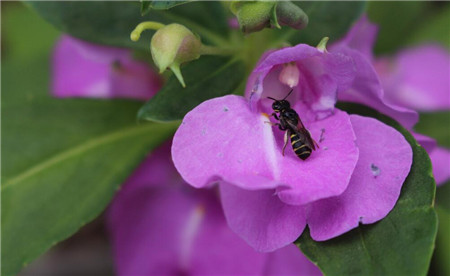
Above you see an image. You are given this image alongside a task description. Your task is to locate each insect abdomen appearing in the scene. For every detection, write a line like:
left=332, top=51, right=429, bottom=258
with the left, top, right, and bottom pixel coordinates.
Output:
left=290, top=133, right=311, bottom=160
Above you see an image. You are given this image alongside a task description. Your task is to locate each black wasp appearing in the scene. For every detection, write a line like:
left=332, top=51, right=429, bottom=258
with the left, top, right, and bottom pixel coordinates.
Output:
left=267, top=89, right=319, bottom=160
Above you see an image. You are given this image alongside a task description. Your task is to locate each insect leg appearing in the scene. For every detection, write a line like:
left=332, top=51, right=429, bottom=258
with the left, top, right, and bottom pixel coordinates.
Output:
left=270, top=113, right=280, bottom=120
left=282, top=128, right=290, bottom=156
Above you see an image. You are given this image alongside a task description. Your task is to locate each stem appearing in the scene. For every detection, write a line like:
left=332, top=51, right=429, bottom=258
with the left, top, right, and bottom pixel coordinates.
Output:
left=130, top=21, right=166, bottom=42
left=199, top=45, right=236, bottom=56
left=161, top=13, right=229, bottom=46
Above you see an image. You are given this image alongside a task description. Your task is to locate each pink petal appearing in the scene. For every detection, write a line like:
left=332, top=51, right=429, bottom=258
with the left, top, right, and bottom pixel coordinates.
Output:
left=276, top=108, right=359, bottom=205
left=332, top=45, right=419, bottom=129
left=378, top=45, right=450, bottom=112
left=307, top=115, right=412, bottom=241
left=172, top=95, right=282, bottom=190
left=52, top=35, right=161, bottom=100
left=265, top=244, right=323, bottom=276
left=172, top=96, right=359, bottom=205
left=414, top=133, right=450, bottom=185
left=219, top=183, right=306, bottom=252
left=429, top=146, right=450, bottom=186
left=413, top=132, right=437, bottom=153
left=334, top=14, right=378, bottom=61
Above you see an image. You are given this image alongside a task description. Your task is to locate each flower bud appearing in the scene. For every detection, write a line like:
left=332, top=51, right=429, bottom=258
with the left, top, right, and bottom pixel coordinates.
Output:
left=150, top=24, right=202, bottom=87
left=231, top=1, right=308, bottom=34
left=275, top=1, right=308, bottom=30
left=231, top=1, right=276, bottom=34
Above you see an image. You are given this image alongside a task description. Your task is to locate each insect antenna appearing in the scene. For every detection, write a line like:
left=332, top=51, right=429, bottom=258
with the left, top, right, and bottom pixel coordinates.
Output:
left=282, top=89, right=294, bottom=100
left=267, top=89, right=294, bottom=101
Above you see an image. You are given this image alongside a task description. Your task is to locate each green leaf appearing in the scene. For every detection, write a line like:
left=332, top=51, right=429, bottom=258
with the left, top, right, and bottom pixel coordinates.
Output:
left=429, top=206, right=450, bottom=276
left=278, top=1, right=367, bottom=45
left=2, top=2, right=60, bottom=62
left=1, top=56, right=177, bottom=276
left=296, top=110, right=437, bottom=275
left=141, top=0, right=190, bottom=15
left=138, top=56, right=245, bottom=122
left=26, top=1, right=229, bottom=49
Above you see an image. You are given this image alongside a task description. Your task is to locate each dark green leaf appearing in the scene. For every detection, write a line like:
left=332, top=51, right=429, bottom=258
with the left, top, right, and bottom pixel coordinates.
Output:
left=429, top=206, right=450, bottom=276
left=138, top=56, right=245, bottom=122
left=1, top=56, right=177, bottom=276
left=278, top=1, right=367, bottom=46
left=150, top=0, right=190, bottom=10
left=27, top=1, right=229, bottom=49
left=296, top=110, right=437, bottom=276
left=141, top=0, right=190, bottom=15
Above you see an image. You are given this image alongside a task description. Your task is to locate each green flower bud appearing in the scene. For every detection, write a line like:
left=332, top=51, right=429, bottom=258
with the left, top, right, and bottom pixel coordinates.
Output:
left=231, top=1, right=276, bottom=34
left=151, top=24, right=202, bottom=87
left=231, top=1, right=308, bottom=34
left=275, top=1, right=308, bottom=30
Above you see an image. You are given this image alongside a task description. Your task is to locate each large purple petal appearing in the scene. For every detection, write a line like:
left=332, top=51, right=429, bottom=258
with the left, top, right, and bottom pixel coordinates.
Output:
left=172, top=95, right=282, bottom=190
left=172, top=95, right=359, bottom=205
left=307, top=115, right=412, bottom=241
left=52, top=35, right=161, bottom=100
left=275, top=108, right=359, bottom=205
left=219, top=183, right=306, bottom=252
left=376, top=45, right=450, bottom=112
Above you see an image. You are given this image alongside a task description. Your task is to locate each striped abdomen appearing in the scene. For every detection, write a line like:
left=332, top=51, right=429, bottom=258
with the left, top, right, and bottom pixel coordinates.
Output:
left=290, top=133, right=311, bottom=160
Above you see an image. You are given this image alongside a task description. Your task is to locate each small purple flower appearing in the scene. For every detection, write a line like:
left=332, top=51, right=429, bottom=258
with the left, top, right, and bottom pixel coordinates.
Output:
left=172, top=42, right=412, bottom=251
left=107, top=143, right=321, bottom=276
left=52, top=35, right=162, bottom=100
left=336, top=15, right=450, bottom=185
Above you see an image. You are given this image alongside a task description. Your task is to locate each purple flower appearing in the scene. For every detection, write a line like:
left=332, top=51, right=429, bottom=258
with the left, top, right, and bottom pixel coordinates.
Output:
left=336, top=15, right=450, bottom=185
left=172, top=43, right=412, bottom=251
left=52, top=35, right=162, bottom=100
left=107, top=143, right=321, bottom=276
left=51, top=36, right=321, bottom=275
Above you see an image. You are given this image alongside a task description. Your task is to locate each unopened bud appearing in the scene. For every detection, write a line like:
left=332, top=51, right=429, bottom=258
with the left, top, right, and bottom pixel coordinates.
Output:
left=276, top=1, right=308, bottom=30
left=231, top=1, right=308, bottom=34
left=151, top=24, right=202, bottom=87
left=279, top=63, right=300, bottom=88
left=231, top=1, right=275, bottom=34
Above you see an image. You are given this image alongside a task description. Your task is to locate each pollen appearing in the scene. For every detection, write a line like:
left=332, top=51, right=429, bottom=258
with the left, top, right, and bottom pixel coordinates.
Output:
left=261, top=112, right=270, bottom=119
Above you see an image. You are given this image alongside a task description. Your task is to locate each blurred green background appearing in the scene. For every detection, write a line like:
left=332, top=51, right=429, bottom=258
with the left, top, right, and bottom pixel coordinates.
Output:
left=2, top=1, right=449, bottom=275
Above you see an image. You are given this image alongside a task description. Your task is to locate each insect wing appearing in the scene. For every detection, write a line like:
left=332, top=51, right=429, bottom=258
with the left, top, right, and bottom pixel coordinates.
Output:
left=286, top=120, right=317, bottom=151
